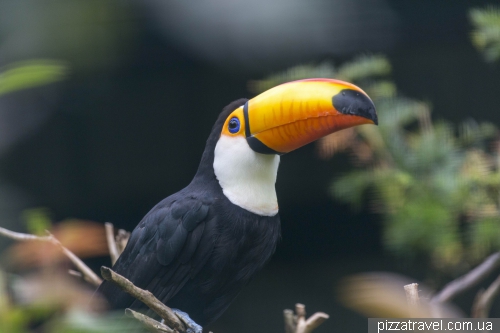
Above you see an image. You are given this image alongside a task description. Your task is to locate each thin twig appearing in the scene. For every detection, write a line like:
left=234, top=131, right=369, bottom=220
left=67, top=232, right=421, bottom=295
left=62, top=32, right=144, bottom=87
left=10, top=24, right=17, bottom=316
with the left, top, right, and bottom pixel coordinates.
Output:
left=48, top=231, right=103, bottom=286
left=125, top=308, right=174, bottom=333
left=284, top=309, right=296, bottom=333
left=116, top=229, right=130, bottom=254
left=0, top=226, right=102, bottom=287
left=302, top=312, right=329, bottom=333
left=296, top=303, right=306, bottom=319
left=404, top=283, right=420, bottom=317
left=432, top=252, right=500, bottom=304
left=0, top=227, right=51, bottom=241
left=105, top=222, right=120, bottom=265
left=100, top=266, right=186, bottom=333
left=68, top=269, right=82, bottom=278
left=290, top=303, right=329, bottom=333
left=472, top=274, right=500, bottom=318
left=404, top=283, right=420, bottom=306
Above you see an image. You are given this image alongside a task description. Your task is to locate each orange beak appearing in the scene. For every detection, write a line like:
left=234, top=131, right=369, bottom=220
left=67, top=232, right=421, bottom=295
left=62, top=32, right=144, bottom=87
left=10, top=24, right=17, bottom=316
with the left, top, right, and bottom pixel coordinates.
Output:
left=244, top=79, right=377, bottom=155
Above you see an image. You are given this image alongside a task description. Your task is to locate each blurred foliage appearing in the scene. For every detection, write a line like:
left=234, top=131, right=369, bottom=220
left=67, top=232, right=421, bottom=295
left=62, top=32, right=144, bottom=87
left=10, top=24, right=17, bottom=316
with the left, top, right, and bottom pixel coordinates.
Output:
left=0, top=236, right=140, bottom=333
left=253, top=55, right=500, bottom=272
left=249, top=55, right=391, bottom=94
left=0, top=266, right=142, bottom=333
left=0, top=60, right=67, bottom=97
left=470, top=6, right=500, bottom=62
left=22, top=208, right=52, bottom=236
left=4, top=219, right=108, bottom=269
left=1, top=0, right=136, bottom=72
left=0, top=217, right=115, bottom=332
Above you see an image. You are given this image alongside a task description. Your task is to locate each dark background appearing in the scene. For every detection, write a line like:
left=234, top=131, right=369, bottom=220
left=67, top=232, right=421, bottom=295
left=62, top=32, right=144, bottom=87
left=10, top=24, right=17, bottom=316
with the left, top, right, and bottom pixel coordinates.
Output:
left=1, top=0, right=500, bottom=332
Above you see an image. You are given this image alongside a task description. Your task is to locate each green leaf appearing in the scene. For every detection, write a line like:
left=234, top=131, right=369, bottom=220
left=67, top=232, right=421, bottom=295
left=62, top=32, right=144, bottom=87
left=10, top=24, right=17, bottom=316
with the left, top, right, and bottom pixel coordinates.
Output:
left=0, top=60, right=68, bottom=97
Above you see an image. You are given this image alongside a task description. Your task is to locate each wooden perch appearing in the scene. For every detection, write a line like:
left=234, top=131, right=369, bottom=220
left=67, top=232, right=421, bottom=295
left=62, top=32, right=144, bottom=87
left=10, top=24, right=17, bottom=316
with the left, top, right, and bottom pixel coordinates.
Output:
left=432, top=252, right=500, bottom=304
left=283, top=303, right=329, bottom=333
left=100, top=266, right=186, bottom=333
left=0, top=226, right=102, bottom=287
left=102, top=267, right=330, bottom=333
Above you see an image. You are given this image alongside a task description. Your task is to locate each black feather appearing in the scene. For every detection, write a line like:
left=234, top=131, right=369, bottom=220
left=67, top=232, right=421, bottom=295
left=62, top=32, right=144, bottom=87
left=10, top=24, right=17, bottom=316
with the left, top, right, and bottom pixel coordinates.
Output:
left=97, top=99, right=281, bottom=326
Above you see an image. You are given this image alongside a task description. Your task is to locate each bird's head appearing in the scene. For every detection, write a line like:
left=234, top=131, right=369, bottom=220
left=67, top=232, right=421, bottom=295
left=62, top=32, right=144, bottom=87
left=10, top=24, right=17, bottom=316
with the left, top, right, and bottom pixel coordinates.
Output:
left=208, top=79, right=377, bottom=216
left=220, top=78, right=377, bottom=155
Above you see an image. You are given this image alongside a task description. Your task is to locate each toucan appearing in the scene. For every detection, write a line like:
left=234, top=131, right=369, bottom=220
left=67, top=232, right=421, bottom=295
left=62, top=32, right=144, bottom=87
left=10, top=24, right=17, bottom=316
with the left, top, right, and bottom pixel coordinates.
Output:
left=97, top=79, right=377, bottom=332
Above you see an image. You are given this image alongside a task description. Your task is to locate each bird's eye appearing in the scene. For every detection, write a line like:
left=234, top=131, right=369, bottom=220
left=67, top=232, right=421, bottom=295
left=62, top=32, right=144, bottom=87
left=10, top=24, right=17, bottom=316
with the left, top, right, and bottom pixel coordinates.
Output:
left=228, top=117, right=240, bottom=134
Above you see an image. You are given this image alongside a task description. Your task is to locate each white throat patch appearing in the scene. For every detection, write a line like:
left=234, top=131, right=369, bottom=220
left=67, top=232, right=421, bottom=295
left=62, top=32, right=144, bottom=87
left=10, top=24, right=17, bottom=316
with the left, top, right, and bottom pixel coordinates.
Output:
left=213, top=135, right=280, bottom=216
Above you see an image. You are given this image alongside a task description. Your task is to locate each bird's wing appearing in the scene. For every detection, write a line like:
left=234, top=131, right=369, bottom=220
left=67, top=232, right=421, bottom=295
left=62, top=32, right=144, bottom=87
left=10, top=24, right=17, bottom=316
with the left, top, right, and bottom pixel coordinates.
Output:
left=98, top=194, right=216, bottom=309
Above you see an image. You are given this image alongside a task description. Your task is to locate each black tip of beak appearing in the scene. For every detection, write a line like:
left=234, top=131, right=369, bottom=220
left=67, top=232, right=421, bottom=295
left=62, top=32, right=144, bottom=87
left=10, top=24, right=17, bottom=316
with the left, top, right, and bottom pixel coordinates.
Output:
left=333, top=89, right=378, bottom=125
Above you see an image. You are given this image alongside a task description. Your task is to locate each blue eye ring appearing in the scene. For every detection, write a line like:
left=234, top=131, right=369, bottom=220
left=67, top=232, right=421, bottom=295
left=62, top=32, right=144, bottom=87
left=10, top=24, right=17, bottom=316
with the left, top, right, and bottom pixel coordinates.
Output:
left=228, top=117, right=240, bottom=134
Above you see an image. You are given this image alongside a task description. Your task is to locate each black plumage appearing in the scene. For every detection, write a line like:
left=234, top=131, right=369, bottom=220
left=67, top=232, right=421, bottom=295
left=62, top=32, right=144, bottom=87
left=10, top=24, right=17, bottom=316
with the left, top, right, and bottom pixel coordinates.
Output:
left=97, top=99, right=281, bottom=326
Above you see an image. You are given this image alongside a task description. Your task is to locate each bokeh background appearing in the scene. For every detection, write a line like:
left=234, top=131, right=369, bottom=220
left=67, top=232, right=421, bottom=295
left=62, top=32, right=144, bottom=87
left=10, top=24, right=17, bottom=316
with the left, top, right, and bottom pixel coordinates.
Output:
left=2, top=0, right=500, bottom=332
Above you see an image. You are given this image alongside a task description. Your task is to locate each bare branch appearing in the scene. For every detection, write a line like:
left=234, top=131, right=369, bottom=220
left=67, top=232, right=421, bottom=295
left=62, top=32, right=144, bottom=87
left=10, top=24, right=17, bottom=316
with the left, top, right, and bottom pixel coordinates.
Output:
left=49, top=231, right=103, bottom=286
left=284, top=309, right=295, bottom=333
left=472, top=274, right=500, bottom=318
left=100, top=266, right=186, bottom=333
left=0, top=226, right=102, bottom=287
left=284, top=303, right=329, bottom=333
left=105, top=223, right=120, bottom=265
left=404, top=283, right=420, bottom=317
left=68, top=269, right=82, bottom=278
left=125, top=308, right=174, bottom=333
left=432, top=252, right=500, bottom=304
left=0, top=226, right=51, bottom=241
left=302, top=312, right=329, bottom=333
left=295, top=303, right=306, bottom=319
left=116, top=229, right=130, bottom=254
left=404, top=283, right=420, bottom=306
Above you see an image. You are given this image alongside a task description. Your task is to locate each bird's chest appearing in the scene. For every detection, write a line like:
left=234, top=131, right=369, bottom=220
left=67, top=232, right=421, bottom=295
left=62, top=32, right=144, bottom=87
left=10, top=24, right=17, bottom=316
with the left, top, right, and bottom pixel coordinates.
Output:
left=208, top=213, right=280, bottom=280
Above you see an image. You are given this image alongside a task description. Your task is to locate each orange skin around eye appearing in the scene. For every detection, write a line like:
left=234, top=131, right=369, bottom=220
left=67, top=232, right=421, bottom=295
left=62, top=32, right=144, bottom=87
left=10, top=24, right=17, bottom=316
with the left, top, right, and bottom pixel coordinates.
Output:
left=221, top=107, right=246, bottom=137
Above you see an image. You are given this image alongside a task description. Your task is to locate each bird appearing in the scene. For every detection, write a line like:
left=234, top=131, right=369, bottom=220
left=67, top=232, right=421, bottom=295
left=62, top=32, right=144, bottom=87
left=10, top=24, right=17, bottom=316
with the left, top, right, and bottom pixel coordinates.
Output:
left=97, top=78, right=377, bottom=332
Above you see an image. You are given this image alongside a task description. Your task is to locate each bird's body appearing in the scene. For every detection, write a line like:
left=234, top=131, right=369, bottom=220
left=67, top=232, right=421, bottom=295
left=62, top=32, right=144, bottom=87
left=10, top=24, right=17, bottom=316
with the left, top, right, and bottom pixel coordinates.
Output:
left=97, top=79, right=377, bottom=329
left=98, top=100, right=281, bottom=326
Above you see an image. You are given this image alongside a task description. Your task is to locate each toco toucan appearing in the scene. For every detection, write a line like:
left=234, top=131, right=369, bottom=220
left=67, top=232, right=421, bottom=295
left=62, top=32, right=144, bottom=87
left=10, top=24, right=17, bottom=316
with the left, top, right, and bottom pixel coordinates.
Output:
left=97, top=79, right=377, bottom=332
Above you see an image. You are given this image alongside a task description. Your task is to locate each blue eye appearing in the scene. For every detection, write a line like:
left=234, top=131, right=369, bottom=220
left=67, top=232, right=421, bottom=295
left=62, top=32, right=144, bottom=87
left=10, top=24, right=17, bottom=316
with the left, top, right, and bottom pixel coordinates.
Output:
left=228, top=117, right=240, bottom=133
